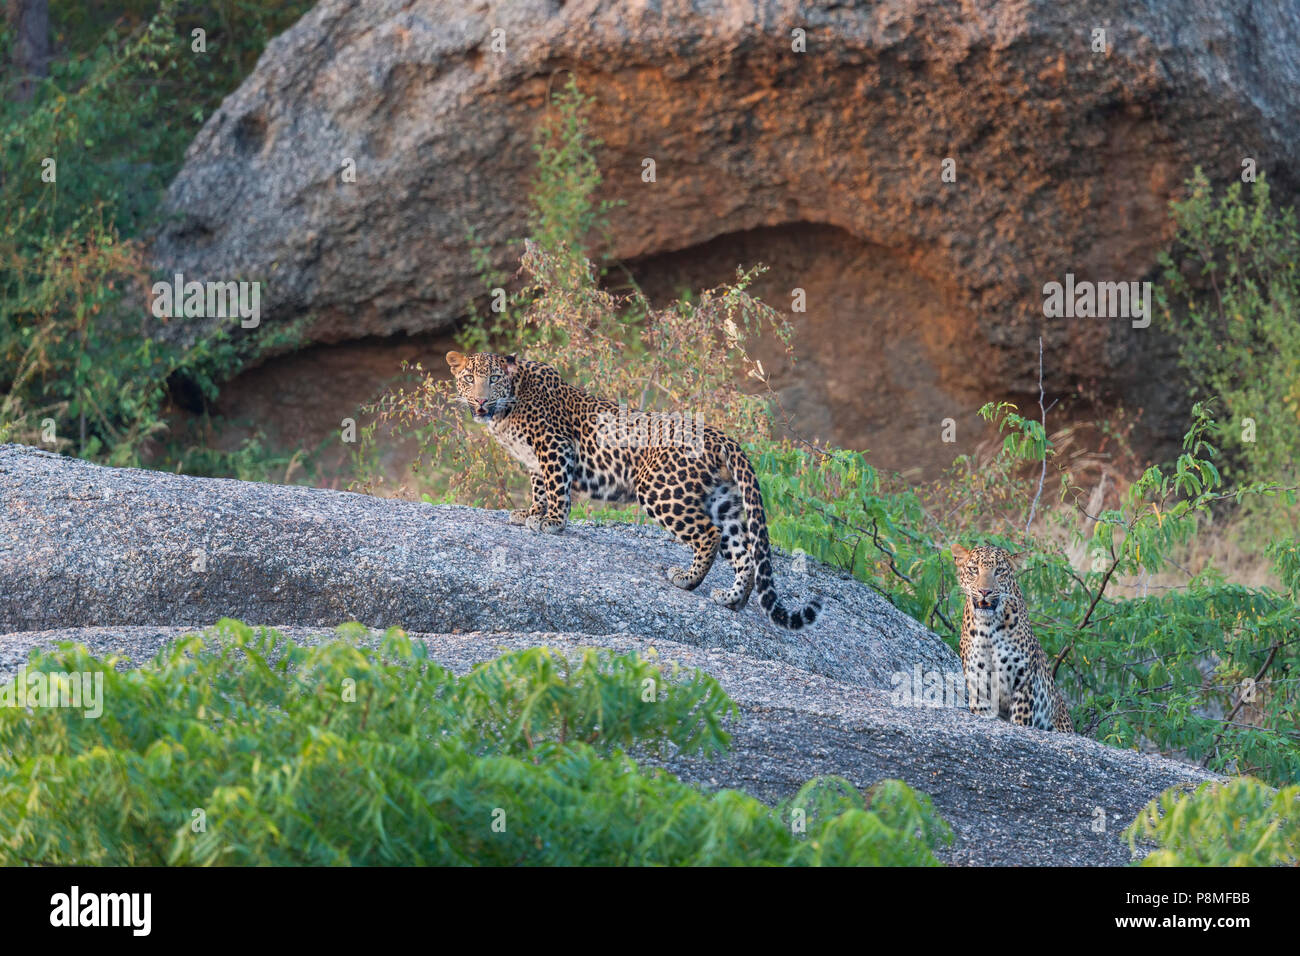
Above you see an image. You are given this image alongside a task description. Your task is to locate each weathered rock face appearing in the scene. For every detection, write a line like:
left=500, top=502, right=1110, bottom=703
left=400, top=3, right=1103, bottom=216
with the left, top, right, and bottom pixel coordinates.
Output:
left=0, top=444, right=955, bottom=688
left=152, top=0, right=1300, bottom=457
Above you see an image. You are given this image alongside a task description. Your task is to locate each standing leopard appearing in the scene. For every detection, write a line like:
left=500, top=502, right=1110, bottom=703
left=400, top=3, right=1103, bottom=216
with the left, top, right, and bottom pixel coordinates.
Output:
left=446, top=350, right=822, bottom=630
left=951, top=544, right=1073, bottom=732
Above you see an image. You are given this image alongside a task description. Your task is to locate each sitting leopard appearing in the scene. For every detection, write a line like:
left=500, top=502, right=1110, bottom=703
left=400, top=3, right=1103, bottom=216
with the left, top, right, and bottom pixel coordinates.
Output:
left=951, top=544, right=1073, bottom=732
left=446, top=350, right=822, bottom=630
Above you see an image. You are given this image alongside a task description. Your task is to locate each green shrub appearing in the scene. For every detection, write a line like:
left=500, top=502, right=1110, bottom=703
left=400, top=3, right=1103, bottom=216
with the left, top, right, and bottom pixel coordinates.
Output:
left=1158, top=168, right=1300, bottom=505
left=0, top=620, right=951, bottom=865
left=1125, top=777, right=1299, bottom=866
left=457, top=74, right=621, bottom=357
left=1, top=1, right=312, bottom=468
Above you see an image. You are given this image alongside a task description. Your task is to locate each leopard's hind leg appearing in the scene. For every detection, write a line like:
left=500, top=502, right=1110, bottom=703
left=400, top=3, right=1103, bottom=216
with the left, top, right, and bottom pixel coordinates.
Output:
left=663, top=522, right=719, bottom=590
left=638, top=493, right=719, bottom=592
left=708, top=482, right=754, bottom=610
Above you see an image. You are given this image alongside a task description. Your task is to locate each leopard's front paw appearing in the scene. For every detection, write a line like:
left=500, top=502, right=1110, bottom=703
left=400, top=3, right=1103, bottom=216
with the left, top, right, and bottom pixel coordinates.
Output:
left=526, top=514, right=565, bottom=534
left=509, top=509, right=533, bottom=526
left=665, top=566, right=695, bottom=590
left=710, top=587, right=744, bottom=610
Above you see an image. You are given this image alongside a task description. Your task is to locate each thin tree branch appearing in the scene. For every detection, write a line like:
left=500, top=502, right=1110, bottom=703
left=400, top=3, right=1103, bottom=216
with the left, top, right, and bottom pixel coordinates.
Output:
left=1054, top=544, right=1123, bottom=678
left=1200, top=642, right=1281, bottom=768
left=1025, top=335, right=1048, bottom=534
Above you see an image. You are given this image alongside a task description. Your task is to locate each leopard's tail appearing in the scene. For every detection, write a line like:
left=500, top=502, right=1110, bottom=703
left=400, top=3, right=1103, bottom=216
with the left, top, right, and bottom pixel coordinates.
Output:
left=727, top=442, right=822, bottom=631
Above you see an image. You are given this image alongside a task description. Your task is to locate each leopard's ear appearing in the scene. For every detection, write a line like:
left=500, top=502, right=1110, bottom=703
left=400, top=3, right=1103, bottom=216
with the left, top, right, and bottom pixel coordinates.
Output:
left=504, top=353, right=520, bottom=375
left=1004, top=550, right=1030, bottom=568
left=445, top=351, right=467, bottom=373
left=950, top=543, right=971, bottom=565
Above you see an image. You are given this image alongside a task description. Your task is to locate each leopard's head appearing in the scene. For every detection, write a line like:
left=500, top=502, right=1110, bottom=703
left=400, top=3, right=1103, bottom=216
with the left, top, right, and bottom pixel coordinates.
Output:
left=951, top=544, right=1021, bottom=617
left=446, top=351, right=518, bottom=423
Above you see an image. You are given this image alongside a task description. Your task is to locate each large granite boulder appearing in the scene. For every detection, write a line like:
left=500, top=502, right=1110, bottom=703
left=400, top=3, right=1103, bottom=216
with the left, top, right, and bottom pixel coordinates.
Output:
left=150, top=0, right=1300, bottom=454
left=0, top=443, right=955, bottom=688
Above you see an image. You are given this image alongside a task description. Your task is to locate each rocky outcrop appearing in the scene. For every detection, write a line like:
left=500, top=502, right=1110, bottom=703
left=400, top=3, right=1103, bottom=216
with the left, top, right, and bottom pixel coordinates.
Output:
left=0, top=443, right=1217, bottom=865
left=152, top=0, right=1300, bottom=457
left=0, top=444, right=953, bottom=688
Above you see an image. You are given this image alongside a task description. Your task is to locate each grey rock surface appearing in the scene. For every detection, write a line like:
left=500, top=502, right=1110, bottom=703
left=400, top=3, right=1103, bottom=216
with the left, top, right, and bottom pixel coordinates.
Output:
left=0, top=443, right=1219, bottom=864
left=0, top=623, right=1216, bottom=865
left=151, top=0, right=1300, bottom=400
left=0, top=443, right=955, bottom=689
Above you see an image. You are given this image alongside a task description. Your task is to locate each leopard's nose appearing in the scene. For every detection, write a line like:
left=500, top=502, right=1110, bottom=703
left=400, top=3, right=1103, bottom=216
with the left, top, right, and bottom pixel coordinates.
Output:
left=978, top=588, right=993, bottom=598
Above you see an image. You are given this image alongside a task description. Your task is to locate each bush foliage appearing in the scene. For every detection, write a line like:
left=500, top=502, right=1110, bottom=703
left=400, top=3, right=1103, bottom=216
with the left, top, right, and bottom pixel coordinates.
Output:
left=1125, top=777, right=1299, bottom=866
left=1158, top=167, right=1300, bottom=503
left=0, top=621, right=952, bottom=865
left=760, top=404, right=1300, bottom=784
left=0, top=1, right=311, bottom=468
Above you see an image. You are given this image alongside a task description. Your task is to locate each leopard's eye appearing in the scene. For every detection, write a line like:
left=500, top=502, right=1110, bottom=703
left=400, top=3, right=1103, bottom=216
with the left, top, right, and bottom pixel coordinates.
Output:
left=490, top=374, right=500, bottom=383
